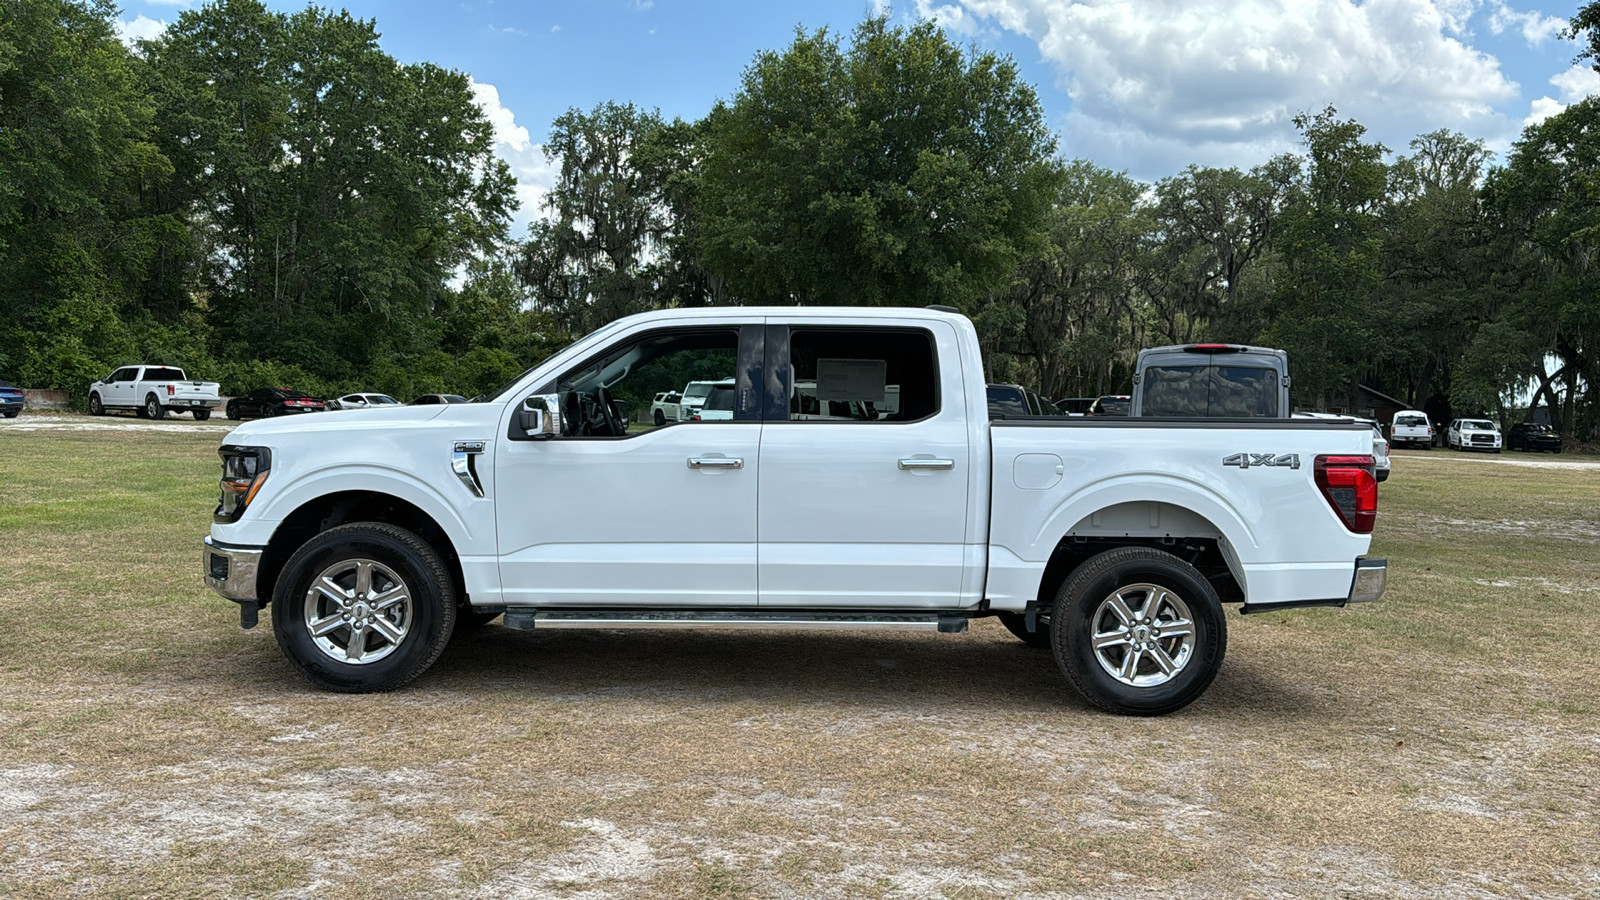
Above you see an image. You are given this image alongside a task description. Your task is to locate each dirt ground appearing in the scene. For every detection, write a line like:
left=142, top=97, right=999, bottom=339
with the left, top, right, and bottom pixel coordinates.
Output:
left=1, top=429, right=1597, bottom=898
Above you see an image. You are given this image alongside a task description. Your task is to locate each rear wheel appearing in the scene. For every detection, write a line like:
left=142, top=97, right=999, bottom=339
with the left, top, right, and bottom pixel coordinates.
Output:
left=272, top=522, right=456, bottom=692
left=193, top=409, right=211, bottom=421
left=145, top=394, right=165, bottom=420
left=997, top=611, right=1050, bottom=648
left=1052, top=547, right=1226, bottom=716
left=653, top=409, right=666, bottom=427
left=226, top=400, right=240, bottom=420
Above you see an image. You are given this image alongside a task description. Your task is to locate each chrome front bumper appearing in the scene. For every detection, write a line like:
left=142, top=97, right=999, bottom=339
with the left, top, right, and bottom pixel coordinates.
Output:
left=1347, top=557, right=1387, bottom=604
left=203, top=536, right=264, bottom=602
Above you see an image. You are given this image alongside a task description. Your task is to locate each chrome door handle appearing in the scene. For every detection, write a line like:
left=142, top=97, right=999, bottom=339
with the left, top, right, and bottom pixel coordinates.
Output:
left=898, top=458, right=955, bottom=470
left=688, top=457, right=744, bottom=469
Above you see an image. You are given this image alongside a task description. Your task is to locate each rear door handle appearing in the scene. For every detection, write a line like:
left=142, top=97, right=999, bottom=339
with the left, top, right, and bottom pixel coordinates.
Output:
left=898, top=458, right=955, bottom=470
left=688, top=457, right=744, bottom=469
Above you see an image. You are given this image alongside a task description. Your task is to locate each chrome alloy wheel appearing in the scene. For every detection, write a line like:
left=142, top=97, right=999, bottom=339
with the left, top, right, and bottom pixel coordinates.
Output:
left=1090, top=583, right=1196, bottom=688
left=302, top=558, right=413, bottom=665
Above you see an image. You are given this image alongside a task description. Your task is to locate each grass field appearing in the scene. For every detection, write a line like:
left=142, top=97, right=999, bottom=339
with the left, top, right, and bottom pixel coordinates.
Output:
left=1, top=426, right=1597, bottom=898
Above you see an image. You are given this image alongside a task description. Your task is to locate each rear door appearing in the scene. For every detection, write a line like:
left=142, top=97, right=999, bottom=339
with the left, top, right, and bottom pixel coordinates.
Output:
left=756, top=320, right=972, bottom=608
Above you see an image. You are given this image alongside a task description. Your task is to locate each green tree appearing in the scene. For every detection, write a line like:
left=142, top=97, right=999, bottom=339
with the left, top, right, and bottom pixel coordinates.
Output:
left=1262, top=108, right=1389, bottom=410
left=1481, top=99, right=1600, bottom=439
left=0, top=0, right=171, bottom=391
left=517, top=102, right=676, bottom=333
left=695, top=16, right=1059, bottom=308
left=142, top=0, right=515, bottom=382
left=977, top=161, right=1151, bottom=399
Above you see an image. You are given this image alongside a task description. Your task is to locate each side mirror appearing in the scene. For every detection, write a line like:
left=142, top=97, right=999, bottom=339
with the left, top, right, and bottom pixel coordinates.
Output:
left=519, top=394, right=560, bottom=438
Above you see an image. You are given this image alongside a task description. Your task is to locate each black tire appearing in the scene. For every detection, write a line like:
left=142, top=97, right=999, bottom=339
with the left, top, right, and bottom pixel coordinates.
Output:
left=3, top=410, right=18, bottom=419
left=193, top=408, right=211, bottom=421
left=145, top=394, right=166, bottom=420
left=997, top=611, right=1051, bottom=648
left=264, top=405, right=278, bottom=418
left=88, top=393, right=105, bottom=416
left=653, top=409, right=666, bottom=427
left=226, top=400, right=240, bottom=420
left=1051, top=547, right=1226, bottom=716
left=271, top=522, right=457, bottom=692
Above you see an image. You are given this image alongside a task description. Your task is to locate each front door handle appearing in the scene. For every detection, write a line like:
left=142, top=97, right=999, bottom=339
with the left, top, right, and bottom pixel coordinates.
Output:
left=688, top=457, right=744, bottom=469
left=898, top=458, right=955, bottom=470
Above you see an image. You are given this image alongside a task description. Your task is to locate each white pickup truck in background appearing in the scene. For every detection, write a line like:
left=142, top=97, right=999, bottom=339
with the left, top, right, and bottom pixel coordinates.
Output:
left=89, top=365, right=222, bottom=420
left=202, top=307, right=1386, bottom=715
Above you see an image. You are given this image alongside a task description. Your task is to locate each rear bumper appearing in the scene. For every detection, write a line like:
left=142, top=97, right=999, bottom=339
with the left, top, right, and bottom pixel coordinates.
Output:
left=203, top=536, right=263, bottom=602
left=1239, top=557, right=1387, bottom=614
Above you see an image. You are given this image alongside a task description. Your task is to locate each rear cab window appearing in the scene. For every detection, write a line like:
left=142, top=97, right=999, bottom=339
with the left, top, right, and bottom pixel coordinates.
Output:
left=1133, top=344, right=1288, bottom=418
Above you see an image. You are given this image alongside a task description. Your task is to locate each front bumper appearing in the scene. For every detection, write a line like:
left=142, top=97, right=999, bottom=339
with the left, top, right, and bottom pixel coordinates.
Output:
left=203, top=536, right=263, bottom=602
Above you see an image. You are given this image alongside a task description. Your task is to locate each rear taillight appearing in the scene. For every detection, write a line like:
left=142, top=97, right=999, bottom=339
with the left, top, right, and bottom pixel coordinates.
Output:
left=1315, top=454, right=1377, bottom=533
left=166, top=384, right=175, bottom=396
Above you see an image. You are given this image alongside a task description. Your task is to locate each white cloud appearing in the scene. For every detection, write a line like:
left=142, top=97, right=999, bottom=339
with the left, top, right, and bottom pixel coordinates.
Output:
left=470, top=78, right=557, bottom=238
left=115, top=14, right=167, bottom=46
left=1486, top=1, right=1566, bottom=46
left=923, top=0, right=1521, bottom=177
left=1522, top=63, right=1600, bottom=129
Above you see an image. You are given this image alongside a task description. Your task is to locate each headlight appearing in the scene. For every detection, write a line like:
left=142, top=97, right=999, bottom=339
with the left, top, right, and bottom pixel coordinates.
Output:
left=216, top=445, right=271, bottom=522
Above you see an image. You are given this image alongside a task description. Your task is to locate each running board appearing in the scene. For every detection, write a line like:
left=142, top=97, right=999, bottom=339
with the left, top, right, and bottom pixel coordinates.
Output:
left=501, top=608, right=970, bottom=633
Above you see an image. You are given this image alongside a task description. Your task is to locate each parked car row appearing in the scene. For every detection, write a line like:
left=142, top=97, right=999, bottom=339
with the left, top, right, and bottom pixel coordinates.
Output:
left=224, top=389, right=465, bottom=420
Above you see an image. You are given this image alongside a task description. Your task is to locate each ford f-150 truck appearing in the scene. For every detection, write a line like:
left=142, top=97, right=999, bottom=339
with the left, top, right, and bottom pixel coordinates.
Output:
left=202, top=307, right=1386, bottom=715
left=90, top=365, right=222, bottom=419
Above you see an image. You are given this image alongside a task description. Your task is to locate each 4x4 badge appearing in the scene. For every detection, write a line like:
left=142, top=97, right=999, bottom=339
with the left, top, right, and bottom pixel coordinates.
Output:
left=1223, top=452, right=1300, bottom=470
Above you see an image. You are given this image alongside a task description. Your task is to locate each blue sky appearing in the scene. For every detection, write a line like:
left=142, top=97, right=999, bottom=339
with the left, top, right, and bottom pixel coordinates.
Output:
left=118, top=1, right=1595, bottom=237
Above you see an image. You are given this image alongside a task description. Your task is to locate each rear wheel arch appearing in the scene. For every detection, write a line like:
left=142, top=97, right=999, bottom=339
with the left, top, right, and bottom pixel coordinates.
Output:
left=259, top=491, right=467, bottom=613
left=1031, top=502, right=1246, bottom=618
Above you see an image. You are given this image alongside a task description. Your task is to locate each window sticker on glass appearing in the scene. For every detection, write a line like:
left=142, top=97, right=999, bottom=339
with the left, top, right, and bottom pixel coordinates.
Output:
left=815, top=358, right=886, bottom=403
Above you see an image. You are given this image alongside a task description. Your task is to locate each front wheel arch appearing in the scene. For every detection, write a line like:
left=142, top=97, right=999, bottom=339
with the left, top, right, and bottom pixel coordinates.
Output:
left=258, top=491, right=467, bottom=618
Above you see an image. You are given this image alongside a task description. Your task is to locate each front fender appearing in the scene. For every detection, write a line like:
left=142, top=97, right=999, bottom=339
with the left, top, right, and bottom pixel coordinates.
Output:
left=252, top=463, right=480, bottom=552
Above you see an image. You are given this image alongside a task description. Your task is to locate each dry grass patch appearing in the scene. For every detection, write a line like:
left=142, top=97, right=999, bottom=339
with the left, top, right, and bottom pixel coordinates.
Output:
left=1, top=429, right=1598, bottom=897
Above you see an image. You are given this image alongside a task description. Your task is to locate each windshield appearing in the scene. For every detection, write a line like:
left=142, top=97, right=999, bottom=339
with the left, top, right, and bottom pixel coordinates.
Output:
left=987, top=386, right=1029, bottom=417
left=1461, top=419, right=1495, bottom=430
left=1140, top=364, right=1278, bottom=417
left=1093, top=397, right=1130, bottom=415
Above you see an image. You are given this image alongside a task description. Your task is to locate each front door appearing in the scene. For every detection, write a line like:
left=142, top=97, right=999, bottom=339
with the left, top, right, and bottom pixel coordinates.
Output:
left=495, top=322, right=764, bottom=607
left=757, top=322, right=972, bottom=608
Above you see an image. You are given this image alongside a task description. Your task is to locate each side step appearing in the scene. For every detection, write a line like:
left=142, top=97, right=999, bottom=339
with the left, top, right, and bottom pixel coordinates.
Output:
left=501, top=608, right=970, bottom=634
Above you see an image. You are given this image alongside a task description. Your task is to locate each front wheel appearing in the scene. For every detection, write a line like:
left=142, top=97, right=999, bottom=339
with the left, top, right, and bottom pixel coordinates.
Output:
left=1052, top=547, right=1226, bottom=716
left=145, top=394, right=166, bottom=420
left=272, top=522, right=457, bottom=692
left=88, top=393, right=105, bottom=416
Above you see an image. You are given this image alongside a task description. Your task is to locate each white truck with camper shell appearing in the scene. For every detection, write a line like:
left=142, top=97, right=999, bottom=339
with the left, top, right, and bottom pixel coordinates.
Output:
left=89, top=365, right=221, bottom=420
left=202, top=306, right=1387, bottom=715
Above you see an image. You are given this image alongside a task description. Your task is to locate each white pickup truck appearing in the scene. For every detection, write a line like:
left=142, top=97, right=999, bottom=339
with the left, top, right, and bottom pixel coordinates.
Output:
left=89, top=365, right=222, bottom=420
left=202, top=307, right=1386, bottom=715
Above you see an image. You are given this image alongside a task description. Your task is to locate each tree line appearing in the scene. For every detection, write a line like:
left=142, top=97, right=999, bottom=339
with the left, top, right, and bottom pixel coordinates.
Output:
left=3, top=0, right=1598, bottom=440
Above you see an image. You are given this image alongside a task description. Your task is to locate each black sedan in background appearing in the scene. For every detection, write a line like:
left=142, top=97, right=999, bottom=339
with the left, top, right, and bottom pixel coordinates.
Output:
left=1507, top=422, right=1562, bottom=453
left=0, top=379, right=23, bottom=418
left=226, top=388, right=327, bottom=420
